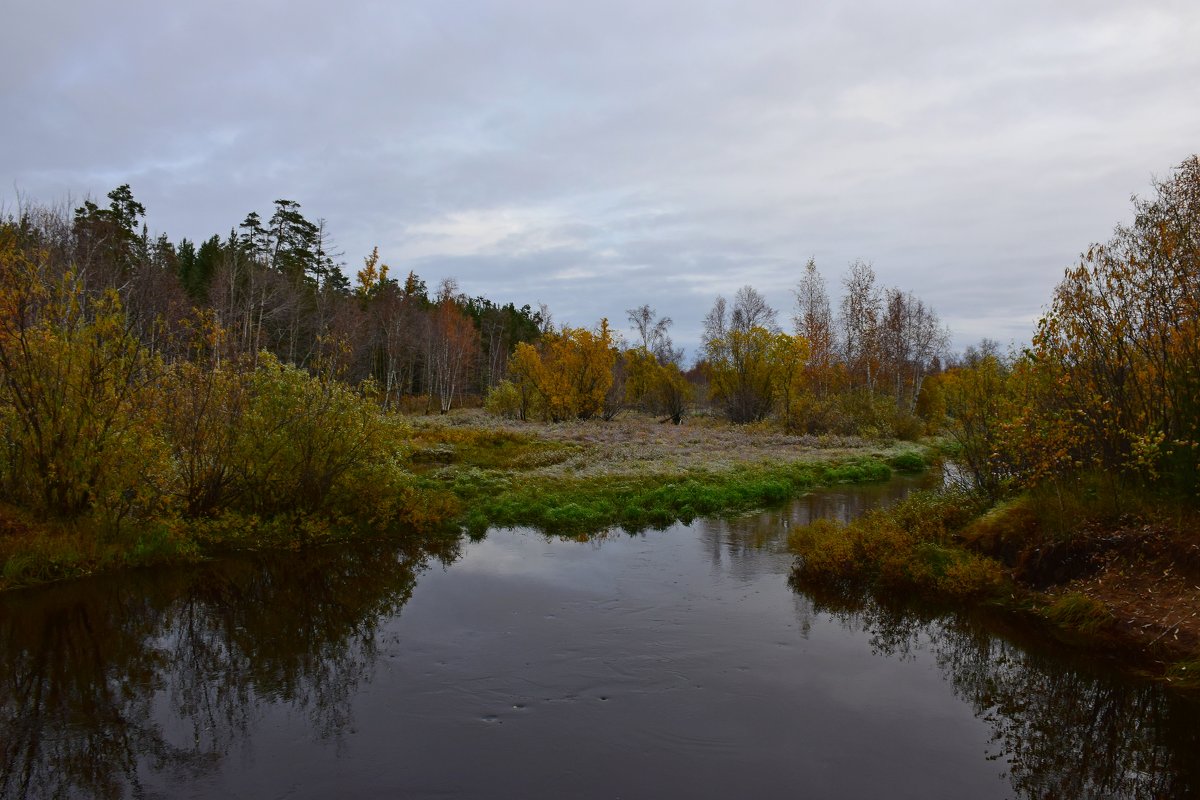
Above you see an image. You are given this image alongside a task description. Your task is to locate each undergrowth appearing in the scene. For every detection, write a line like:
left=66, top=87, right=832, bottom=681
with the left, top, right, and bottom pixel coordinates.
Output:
left=789, top=488, right=1005, bottom=600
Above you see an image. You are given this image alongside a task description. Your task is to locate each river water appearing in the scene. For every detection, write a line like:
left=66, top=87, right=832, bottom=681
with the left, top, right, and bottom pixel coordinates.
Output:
left=2, top=478, right=1197, bottom=799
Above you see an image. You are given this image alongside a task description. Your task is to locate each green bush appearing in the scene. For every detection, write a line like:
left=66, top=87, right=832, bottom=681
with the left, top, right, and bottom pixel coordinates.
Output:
left=484, top=380, right=523, bottom=419
left=888, top=451, right=927, bottom=473
left=236, top=354, right=384, bottom=516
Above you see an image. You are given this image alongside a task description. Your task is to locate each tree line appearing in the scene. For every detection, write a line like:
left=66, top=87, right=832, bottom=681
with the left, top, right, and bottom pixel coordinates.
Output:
left=483, top=262, right=949, bottom=437
left=26, top=188, right=546, bottom=412
left=6, top=185, right=953, bottom=430
left=6, top=153, right=1192, bottom=562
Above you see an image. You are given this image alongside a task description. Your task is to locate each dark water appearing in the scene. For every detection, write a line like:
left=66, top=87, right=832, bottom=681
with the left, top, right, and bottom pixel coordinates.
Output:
left=3, top=479, right=1198, bottom=799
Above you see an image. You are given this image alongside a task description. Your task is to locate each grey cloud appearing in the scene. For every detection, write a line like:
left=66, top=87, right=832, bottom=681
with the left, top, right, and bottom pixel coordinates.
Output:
left=3, top=0, right=1198, bottom=355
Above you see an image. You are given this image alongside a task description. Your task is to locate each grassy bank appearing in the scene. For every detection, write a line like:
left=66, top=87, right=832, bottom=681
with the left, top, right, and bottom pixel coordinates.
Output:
left=0, top=411, right=930, bottom=590
left=788, top=484, right=1200, bottom=689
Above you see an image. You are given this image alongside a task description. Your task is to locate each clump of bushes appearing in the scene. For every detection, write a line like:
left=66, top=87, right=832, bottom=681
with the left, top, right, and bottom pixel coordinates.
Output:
left=789, top=488, right=1006, bottom=600
left=888, top=451, right=927, bottom=473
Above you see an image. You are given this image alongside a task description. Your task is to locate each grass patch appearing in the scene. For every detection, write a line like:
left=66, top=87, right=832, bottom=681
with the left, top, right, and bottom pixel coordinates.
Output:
left=1040, top=591, right=1114, bottom=636
left=888, top=450, right=927, bottom=473
left=406, top=424, right=581, bottom=472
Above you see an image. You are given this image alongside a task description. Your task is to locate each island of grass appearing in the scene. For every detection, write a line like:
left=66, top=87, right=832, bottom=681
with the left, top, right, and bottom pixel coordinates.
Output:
left=407, top=410, right=929, bottom=536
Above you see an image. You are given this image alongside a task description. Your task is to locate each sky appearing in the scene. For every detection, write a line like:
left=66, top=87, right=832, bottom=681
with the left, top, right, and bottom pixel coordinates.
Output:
left=3, top=0, right=1198, bottom=358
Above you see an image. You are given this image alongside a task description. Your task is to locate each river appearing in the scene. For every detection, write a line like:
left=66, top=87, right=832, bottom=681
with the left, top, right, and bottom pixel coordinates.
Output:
left=2, top=477, right=1197, bottom=798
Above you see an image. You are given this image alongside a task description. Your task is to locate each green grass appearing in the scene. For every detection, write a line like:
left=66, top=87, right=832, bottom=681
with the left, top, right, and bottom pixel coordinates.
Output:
left=1041, top=591, right=1114, bottom=636
left=888, top=450, right=927, bottom=473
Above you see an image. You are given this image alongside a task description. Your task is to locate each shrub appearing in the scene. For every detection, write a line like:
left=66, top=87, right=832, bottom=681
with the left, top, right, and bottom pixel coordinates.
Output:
left=888, top=451, right=926, bottom=473
left=0, top=250, right=171, bottom=532
left=1042, top=592, right=1114, bottom=635
left=484, top=379, right=523, bottom=419
left=235, top=355, right=358, bottom=514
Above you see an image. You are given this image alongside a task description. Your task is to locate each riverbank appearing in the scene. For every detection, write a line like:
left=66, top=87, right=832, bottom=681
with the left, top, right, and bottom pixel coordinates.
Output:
left=788, top=486, right=1200, bottom=688
left=0, top=410, right=929, bottom=590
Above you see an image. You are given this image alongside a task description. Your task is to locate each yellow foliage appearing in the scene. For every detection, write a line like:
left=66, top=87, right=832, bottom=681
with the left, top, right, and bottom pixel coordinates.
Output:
left=704, top=327, right=808, bottom=424
left=624, top=346, right=690, bottom=422
left=0, top=233, right=170, bottom=530
left=506, top=320, right=616, bottom=421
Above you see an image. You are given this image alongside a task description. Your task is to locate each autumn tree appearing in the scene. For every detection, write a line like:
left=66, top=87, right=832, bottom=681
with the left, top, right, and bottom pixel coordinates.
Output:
left=507, top=320, right=616, bottom=421
left=840, top=259, right=881, bottom=393
left=702, top=288, right=809, bottom=424
left=0, top=227, right=168, bottom=526
left=789, top=260, right=855, bottom=432
left=792, top=258, right=837, bottom=397
left=769, top=331, right=811, bottom=432
left=1025, top=155, right=1200, bottom=493
left=427, top=279, right=481, bottom=413
left=624, top=346, right=690, bottom=424
left=937, top=341, right=1018, bottom=498
left=158, top=313, right=252, bottom=516
left=622, top=305, right=689, bottom=423
left=878, top=287, right=948, bottom=415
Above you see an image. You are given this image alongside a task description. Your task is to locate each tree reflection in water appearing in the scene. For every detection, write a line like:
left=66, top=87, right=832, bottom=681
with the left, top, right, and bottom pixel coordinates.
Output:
left=0, top=537, right=458, bottom=800
left=797, top=582, right=1200, bottom=800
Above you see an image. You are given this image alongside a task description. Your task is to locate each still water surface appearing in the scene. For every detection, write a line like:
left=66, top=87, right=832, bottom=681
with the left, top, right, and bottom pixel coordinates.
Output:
left=3, top=478, right=1198, bottom=798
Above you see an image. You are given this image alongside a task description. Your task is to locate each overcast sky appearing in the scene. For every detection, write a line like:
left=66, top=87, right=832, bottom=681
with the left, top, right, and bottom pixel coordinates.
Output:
left=3, top=0, right=1198, bottom=357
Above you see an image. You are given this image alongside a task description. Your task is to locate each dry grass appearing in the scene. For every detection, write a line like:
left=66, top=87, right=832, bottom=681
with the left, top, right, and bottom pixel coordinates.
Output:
left=411, top=408, right=914, bottom=480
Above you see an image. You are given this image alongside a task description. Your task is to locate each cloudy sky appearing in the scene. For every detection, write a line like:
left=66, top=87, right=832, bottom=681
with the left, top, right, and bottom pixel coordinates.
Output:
left=3, top=0, right=1198, bottom=356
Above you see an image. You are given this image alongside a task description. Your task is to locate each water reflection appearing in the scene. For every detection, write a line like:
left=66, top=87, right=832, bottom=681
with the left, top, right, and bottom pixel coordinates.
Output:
left=0, top=537, right=458, bottom=800
left=697, top=477, right=1199, bottom=799
left=797, top=585, right=1200, bottom=799
left=3, top=479, right=1198, bottom=800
